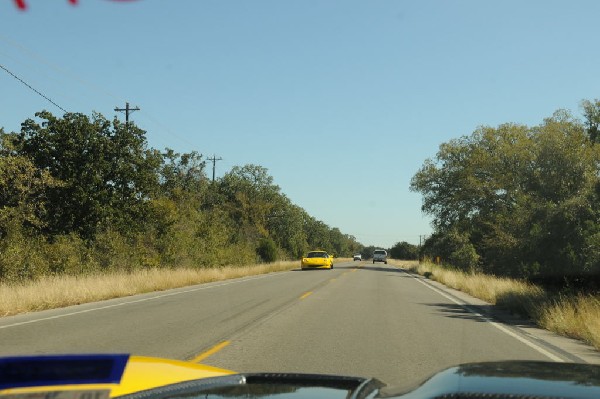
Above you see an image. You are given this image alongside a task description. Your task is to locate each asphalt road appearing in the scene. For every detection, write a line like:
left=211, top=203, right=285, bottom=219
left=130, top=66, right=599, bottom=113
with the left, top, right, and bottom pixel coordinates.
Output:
left=0, top=261, right=595, bottom=386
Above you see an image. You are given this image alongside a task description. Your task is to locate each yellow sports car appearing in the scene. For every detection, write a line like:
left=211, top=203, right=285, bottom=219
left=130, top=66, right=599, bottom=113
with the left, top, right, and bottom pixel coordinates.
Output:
left=301, top=250, right=333, bottom=270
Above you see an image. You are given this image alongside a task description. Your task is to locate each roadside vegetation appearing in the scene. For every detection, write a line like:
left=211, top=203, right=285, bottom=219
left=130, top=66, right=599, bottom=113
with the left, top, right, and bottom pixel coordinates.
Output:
left=0, top=261, right=298, bottom=317
left=0, top=111, right=363, bottom=287
left=411, top=99, right=600, bottom=281
left=406, top=98, right=600, bottom=350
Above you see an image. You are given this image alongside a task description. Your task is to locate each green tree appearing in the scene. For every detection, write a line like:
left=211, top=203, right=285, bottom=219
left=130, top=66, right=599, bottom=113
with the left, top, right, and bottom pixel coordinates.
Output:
left=159, top=149, right=207, bottom=202
left=581, top=99, right=600, bottom=143
left=361, top=245, right=377, bottom=260
left=219, top=164, right=281, bottom=241
left=303, top=215, right=332, bottom=252
left=0, top=112, right=366, bottom=281
left=266, top=198, right=307, bottom=258
left=0, top=131, right=60, bottom=233
left=412, top=108, right=600, bottom=278
left=410, top=123, right=533, bottom=230
left=12, top=111, right=162, bottom=238
left=389, top=241, right=418, bottom=260
left=256, top=237, right=278, bottom=262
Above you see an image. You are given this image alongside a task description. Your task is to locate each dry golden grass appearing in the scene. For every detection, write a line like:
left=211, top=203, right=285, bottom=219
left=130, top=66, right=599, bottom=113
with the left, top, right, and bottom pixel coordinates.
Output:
left=404, top=261, right=542, bottom=305
left=402, top=261, right=600, bottom=350
left=0, top=261, right=298, bottom=317
left=538, top=294, right=600, bottom=349
left=387, top=259, right=419, bottom=269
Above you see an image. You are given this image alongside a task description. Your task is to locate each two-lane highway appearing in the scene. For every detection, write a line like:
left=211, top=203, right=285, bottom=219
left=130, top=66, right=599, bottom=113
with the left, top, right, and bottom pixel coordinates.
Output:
left=204, top=262, right=561, bottom=383
left=0, top=264, right=343, bottom=359
left=0, top=261, right=591, bottom=386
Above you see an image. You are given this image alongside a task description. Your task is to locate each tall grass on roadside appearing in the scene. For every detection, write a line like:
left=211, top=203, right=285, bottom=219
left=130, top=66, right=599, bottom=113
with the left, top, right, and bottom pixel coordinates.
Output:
left=405, top=261, right=546, bottom=315
left=0, top=261, right=297, bottom=317
left=539, top=294, right=600, bottom=350
left=403, top=261, right=600, bottom=350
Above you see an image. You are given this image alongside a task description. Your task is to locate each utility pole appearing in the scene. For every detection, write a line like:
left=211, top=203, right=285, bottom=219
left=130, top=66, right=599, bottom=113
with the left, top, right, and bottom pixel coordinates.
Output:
left=207, top=154, right=222, bottom=182
left=113, top=102, right=140, bottom=202
left=114, top=102, right=140, bottom=124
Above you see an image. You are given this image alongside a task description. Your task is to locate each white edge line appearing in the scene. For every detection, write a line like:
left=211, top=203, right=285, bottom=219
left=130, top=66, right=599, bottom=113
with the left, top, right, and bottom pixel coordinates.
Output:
left=404, top=271, right=564, bottom=363
left=0, top=273, right=282, bottom=330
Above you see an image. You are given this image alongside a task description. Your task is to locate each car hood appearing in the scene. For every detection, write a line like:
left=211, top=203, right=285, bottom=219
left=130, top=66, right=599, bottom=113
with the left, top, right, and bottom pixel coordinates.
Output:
left=381, top=361, right=600, bottom=399
left=2, top=356, right=600, bottom=399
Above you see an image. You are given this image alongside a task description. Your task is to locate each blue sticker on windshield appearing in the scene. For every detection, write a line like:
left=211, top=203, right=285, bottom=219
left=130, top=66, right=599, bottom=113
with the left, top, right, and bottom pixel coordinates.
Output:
left=0, top=354, right=129, bottom=389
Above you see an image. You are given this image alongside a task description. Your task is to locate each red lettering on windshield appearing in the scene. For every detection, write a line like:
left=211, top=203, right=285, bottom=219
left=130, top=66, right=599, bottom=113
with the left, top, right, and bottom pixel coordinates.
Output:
left=14, top=0, right=137, bottom=11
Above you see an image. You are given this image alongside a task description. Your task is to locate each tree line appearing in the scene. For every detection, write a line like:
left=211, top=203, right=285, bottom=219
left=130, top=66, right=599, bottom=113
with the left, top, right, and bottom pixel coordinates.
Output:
left=0, top=110, right=363, bottom=283
left=411, top=99, right=600, bottom=281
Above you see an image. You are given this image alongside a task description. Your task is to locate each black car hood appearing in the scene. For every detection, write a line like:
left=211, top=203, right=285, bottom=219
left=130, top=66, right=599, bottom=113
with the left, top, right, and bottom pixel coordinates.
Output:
left=118, top=361, right=600, bottom=399
left=381, top=361, right=600, bottom=399
left=4, top=357, right=600, bottom=399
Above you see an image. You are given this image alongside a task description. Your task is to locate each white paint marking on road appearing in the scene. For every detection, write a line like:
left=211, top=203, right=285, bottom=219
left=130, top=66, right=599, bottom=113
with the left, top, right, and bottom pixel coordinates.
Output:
left=0, top=273, right=284, bottom=330
left=404, top=271, right=565, bottom=363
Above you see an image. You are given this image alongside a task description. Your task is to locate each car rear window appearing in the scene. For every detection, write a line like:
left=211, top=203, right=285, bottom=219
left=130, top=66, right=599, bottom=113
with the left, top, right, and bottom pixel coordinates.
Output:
left=374, top=250, right=386, bottom=255
left=307, top=252, right=327, bottom=258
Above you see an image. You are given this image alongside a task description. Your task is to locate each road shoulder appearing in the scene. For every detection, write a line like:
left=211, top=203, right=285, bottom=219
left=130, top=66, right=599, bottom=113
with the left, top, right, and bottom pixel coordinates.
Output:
left=400, top=268, right=600, bottom=364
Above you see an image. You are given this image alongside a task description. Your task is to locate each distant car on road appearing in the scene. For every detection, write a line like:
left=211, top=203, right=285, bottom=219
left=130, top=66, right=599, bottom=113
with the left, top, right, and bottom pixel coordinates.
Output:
left=353, top=254, right=362, bottom=261
left=301, top=250, right=334, bottom=270
left=373, top=249, right=387, bottom=264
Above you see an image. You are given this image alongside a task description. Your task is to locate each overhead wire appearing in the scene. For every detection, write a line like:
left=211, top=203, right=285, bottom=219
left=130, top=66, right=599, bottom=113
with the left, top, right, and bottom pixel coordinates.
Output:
left=0, top=34, right=208, bottom=156
left=0, top=62, right=68, bottom=113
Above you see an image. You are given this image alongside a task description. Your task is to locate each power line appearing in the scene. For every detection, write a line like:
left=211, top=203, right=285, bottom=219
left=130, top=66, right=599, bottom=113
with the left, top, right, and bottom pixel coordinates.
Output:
left=0, top=62, right=68, bottom=113
left=0, top=35, right=209, bottom=155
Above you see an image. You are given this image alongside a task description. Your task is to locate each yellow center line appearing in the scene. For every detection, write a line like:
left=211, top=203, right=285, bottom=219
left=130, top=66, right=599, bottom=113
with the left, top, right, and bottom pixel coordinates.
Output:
left=300, top=291, right=312, bottom=299
left=352, top=268, right=358, bottom=272
left=190, top=340, right=230, bottom=363
left=330, top=278, right=337, bottom=282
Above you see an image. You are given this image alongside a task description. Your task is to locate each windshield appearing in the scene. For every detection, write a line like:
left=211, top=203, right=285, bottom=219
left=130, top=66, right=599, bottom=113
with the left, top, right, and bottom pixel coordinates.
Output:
left=1, top=0, right=599, bottom=393
left=307, top=252, right=328, bottom=258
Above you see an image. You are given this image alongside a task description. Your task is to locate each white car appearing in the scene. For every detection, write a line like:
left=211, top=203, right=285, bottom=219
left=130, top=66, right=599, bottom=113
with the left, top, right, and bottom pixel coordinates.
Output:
left=373, top=249, right=387, bottom=264
left=353, top=254, right=362, bottom=261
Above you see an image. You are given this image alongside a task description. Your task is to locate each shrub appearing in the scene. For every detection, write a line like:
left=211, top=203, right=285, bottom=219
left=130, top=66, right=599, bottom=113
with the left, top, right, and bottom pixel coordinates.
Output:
left=256, top=237, right=278, bottom=263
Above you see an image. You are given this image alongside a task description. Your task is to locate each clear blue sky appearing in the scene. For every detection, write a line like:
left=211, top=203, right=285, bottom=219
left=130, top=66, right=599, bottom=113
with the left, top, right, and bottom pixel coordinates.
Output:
left=1, top=0, right=599, bottom=248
